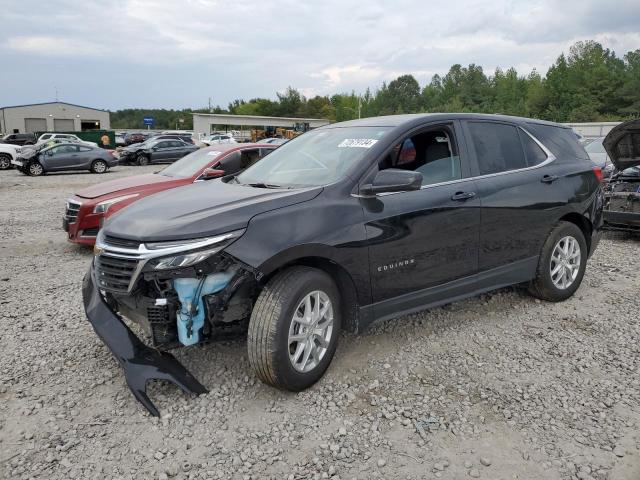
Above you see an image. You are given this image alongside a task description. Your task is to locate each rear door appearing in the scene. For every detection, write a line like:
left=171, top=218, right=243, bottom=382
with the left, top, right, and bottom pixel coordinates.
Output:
left=363, top=121, right=481, bottom=312
left=461, top=120, right=556, bottom=275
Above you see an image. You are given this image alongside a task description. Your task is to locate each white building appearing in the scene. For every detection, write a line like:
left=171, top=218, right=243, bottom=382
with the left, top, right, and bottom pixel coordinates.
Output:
left=0, top=101, right=111, bottom=134
left=192, top=113, right=330, bottom=138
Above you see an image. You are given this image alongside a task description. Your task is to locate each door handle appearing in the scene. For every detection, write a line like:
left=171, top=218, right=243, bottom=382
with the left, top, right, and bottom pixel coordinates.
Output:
left=451, top=191, right=476, bottom=201
left=541, top=174, right=559, bottom=184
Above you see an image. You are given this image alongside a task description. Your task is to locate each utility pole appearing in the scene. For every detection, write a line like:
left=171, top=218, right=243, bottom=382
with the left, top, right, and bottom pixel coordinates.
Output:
left=208, top=97, right=212, bottom=113
left=358, top=96, right=361, bottom=119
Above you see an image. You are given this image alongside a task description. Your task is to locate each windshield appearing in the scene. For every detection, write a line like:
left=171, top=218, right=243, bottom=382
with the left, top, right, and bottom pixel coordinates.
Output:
left=585, top=138, right=605, bottom=154
left=159, top=148, right=224, bottom=177
left=236, top=127, right=390, bottom=187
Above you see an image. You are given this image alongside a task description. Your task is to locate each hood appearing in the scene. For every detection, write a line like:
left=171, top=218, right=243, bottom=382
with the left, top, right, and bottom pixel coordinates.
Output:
left=103, top=179, right=322, bottom=242
left=603, top=119, right=640, bottom=171
left=76, top=173, right=180, bottom=199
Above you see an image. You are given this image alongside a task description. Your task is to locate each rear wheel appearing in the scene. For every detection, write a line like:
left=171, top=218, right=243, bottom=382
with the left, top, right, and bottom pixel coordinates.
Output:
left=27, top=161, right=44, bottom=176
left=91, top=159, right=108, bottom=174
left=0, top=154, right=11, bottom=170
left=136, top=154, right=149, bottom=166
left=528, top=221, right=587, bottom=302
left=248, top=267, right=341, bottom=391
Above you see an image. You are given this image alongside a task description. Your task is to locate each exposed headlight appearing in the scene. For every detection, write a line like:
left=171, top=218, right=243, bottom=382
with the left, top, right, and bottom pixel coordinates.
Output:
left=146, top=230, right=244, bottom=270
left=93, top=194, right=139, bottom=214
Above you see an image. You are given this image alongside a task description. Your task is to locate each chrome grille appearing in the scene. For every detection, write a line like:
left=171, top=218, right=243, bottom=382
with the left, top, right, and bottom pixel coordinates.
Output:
left=96, top=254, right=139, bottom=293
left=65, top=200, right=81, bottom=224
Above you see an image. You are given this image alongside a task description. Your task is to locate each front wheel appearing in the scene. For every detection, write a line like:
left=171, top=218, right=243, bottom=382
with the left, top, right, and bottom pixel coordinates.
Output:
left=528, top=221, right=587, bottom=302
left=248, top=267, right=341, bottom=391
left=136, top=154, right=149, bottom=166
left=0, top=154, right=11, bottom=170
left=27, top=161, right=44, bottom=176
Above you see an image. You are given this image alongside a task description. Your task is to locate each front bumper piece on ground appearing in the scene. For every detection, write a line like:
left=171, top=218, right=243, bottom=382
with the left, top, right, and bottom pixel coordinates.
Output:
left=82, top=262, right=207, bottom=416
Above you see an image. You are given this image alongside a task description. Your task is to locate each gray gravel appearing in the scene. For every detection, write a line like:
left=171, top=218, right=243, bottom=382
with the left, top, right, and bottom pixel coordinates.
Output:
left=1, top=166, right=639, bottom=479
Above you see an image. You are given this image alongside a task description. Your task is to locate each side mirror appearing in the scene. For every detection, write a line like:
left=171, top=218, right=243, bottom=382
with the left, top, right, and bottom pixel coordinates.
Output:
left=202, top=168, right=225, bottom=179
left=360, top=169, right=422, bottom=196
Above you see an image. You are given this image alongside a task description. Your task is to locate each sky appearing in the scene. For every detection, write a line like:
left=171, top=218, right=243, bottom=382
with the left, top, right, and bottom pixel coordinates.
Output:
left=1, top=0, right=639, bottom=111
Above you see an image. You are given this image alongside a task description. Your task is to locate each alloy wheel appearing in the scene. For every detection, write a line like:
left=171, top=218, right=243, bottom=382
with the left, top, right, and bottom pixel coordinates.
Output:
left=550, top=235, right=581, bottom=290
left=288, top=290, right=334, bottom=373
left=0, top=155, right=10, bottom=169
left=29, top=162, right=43, bottom=176
left=93, top=160, right=107, bottom=173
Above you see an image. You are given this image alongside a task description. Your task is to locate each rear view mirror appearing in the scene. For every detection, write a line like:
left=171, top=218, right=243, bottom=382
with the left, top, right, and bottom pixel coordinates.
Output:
left=202, top=168, right=225, bottom=179
left=360, top=169, right=422, bottom=196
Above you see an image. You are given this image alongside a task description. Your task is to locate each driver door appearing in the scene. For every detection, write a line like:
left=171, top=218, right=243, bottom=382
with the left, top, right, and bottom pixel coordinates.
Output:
left=361, top=121, right=480, bottom=316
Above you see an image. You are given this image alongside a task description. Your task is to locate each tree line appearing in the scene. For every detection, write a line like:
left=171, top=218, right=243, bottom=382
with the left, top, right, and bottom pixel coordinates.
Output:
left=111, top=40, right=640, bottom=129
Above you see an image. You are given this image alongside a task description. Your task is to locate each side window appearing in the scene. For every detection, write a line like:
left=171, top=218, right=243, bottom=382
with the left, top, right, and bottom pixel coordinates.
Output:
left=240, top=149, right=260, bottom=169
left=220, top=151, right=242, bottom=173
left=169, top=141, right=182, bottom=147
left=379, top=126, right=461, bottom=187
left=155, top=141, right=169, bottom=149
left=519, top=130, right=548, bottom=166
left=525, top=123, right=589, bottom=160
left=78, top=146, right=92, bottom=152
left=60, top=145, right=78, bottom=153
left=467, top=122, right=527, bottom=175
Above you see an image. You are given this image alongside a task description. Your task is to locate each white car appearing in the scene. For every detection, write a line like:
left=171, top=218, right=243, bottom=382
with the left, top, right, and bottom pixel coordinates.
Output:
left=37, top=133, right=98, bottom=148
left=200, top=134, right=237, bottom=146
left=0, top=143, right=21, bottom=169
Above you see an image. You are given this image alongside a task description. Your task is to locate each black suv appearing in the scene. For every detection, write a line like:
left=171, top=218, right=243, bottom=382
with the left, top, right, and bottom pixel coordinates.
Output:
left=84, top=114, right=604, bottom=415
left=1, top=133, right=36, bottom=145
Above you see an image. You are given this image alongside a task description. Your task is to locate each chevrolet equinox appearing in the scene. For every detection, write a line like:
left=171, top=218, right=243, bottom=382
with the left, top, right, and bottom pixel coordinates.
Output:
left=83, top=114, right=604, bottom=416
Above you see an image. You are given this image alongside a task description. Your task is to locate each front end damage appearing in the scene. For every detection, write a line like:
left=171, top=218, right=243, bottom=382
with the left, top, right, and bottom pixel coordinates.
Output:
left=602, top=119, right=640, bottom=231
left=83, top=230, right=257, bottom=416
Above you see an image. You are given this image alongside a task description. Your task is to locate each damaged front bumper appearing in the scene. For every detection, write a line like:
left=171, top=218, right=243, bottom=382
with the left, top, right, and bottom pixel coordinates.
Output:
left=82, top=262, right=207, bottom=416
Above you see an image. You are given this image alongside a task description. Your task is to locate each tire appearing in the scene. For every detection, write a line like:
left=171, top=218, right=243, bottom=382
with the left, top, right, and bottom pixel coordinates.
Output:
left=248, top=266, right=341, bottom=391
left=136, top=154, right=150, bottom=166
left=0, top=154, right=11, bottom=170
left=91, top=159, right=108, bottom=174
left=27, top=161, right=44, bottom=176
left=528, top=221, right=588, bottom=302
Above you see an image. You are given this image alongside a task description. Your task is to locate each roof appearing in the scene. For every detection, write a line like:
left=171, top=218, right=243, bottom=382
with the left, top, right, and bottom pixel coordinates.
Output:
left=0, top=101, right=108, bottom=112
left=325, top=113, right=566, bottom=129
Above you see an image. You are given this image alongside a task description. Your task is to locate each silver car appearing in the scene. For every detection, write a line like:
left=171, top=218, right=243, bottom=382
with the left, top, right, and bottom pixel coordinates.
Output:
left=585, top=137, right=615, bottom=178
left=11, top=142, right=118, bottom=176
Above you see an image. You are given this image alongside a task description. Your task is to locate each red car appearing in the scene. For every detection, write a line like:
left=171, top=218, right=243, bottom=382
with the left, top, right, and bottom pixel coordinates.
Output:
left=64, top=143, right=276, bottom=246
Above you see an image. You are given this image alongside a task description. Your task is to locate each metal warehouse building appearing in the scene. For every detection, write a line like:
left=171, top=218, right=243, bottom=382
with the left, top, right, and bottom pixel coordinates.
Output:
left=0, top=101, right=110, bottom=134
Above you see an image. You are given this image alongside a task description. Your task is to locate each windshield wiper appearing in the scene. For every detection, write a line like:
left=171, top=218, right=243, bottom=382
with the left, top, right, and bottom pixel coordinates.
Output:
left=245, top=182, right=283, bottom=189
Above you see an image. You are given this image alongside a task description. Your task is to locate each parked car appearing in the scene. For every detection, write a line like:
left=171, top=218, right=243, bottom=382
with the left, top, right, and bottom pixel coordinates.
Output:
left=124, top=132, right=150, bottom=145
left=585, top=137, right=615, bottom=179
left=12, top=142, right=118, bottom=176
left=37, top=133, right=99, bottom=147
left=115, top=133, right=126, bottom=147
left=65, top=144, right=276, bottom=245
left=602, top=119, right=640, bottom=232
left=1, top=133, right=36, bottom=145
left=201, top=133, right=236, bottom=146
left=118, top=139, right=199, bottom=166
left=0, top=143, right=22, bottom=169
left=149, top=134, right=195, bottom=145
left=83, top=113, right=604, bottom=416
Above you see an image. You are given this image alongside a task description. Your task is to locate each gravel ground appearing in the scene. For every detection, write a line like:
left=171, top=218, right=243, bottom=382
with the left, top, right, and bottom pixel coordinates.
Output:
left=1, top=166, right=639, bottom=480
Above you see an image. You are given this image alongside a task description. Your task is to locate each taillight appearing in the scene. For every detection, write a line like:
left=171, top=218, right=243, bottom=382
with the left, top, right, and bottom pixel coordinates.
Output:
left=592, top=166, right=603, bottom=183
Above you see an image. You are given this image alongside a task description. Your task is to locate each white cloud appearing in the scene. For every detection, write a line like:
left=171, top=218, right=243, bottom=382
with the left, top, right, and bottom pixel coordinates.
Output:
left=0, top=0, right=638, bottom=108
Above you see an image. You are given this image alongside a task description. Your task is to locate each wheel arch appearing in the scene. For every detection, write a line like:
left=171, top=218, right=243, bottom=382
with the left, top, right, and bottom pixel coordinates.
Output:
left=258, top=252, right=361, bottom=333
left=558, top=212, right=593, bottom=253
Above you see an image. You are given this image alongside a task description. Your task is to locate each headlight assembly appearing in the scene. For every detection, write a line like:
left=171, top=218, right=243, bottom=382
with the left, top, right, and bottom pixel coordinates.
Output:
left=93, top=194, right=140, bottom=214
left=145, top=230, right=244, bottom=270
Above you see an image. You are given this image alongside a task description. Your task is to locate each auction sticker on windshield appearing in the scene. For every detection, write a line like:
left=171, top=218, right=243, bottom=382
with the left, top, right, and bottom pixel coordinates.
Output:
left=338, top=139, right=379, bottom=148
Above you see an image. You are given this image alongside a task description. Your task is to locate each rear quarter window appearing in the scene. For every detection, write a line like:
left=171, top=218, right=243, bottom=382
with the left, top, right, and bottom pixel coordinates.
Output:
left=526, top=123, right=589, bottom=161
